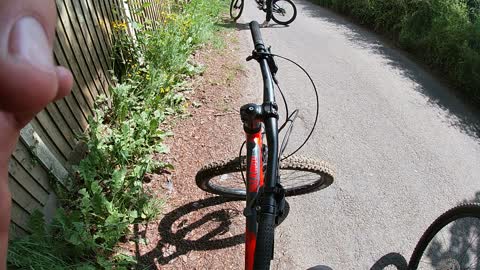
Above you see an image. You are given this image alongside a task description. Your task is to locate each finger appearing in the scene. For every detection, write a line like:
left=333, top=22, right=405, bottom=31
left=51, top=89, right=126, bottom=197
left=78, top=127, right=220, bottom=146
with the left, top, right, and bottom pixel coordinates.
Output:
left=55, top=66, right=73, bottom=101
left=0, top=1, right=59, bottom=113
left=3, top=65, right=73, bottom=128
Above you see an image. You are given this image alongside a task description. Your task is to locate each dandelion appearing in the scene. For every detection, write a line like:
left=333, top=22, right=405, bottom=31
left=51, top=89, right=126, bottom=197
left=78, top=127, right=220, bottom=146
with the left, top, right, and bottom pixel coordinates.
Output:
left=112, top=21, right=128, bottom=30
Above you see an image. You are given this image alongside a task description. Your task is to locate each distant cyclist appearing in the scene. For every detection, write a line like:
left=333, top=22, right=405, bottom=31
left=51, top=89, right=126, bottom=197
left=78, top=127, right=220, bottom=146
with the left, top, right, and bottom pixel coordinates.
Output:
left=230, top=0, right=297, bottom=26
left=260, top=0, right=272, bottom=27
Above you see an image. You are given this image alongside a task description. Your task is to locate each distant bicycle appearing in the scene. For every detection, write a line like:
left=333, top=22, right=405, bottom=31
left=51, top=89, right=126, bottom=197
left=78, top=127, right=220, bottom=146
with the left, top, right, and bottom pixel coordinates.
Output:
left=230, top=0, right=297, bottom=25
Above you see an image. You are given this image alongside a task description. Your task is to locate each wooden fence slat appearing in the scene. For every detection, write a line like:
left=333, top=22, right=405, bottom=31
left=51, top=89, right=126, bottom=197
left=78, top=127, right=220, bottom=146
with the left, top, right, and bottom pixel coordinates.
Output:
left=131, top=0, right=146, bottom=27
left=105, top=0, right=120, bottom=34
left=9, top=222, right=28, bottom=239
left=54, top=36, right=95, bottom=120
left=109, top=0, right=122, bottom=22
left=9, top=175, right=45, bottom=213
left=53, top=97, right=84, bottom=135
left=60, top=0, right=106, bottom=98
left=84, top=0, right=114, bottom=74
left=9, top=159, right=49, bottom=206
left=54, top=24, right=96, bottom=114
left=143, top=0, right=154, bottom=26
left=12, top=141, right=52, bottom=191
left=20, top=123, right=69, bottom=187
left=53, top=46, right=91, bottom=131
left=152, top=1, right=160, bottom=21
left=100, top=0, right=121, bottom=78
left=127, top=0, right=140, bottom=26
left=35, top=110, right=72, bottom=159
left=68, top=0, right=110, bottom=98
left=151, top=1, right=160, bottom=23
left=96, top=0, right=115, bottom=47
left=30, top=118, right=67, bottom=167
left=76, top=0, right=113, bottom=90
left=45, top=103, right=77, bottom=149
left=115, top=0, right=128, bottom=21
left=89, top=0, right=114, bottom=53
left=11, top=202, right=31, bottom=233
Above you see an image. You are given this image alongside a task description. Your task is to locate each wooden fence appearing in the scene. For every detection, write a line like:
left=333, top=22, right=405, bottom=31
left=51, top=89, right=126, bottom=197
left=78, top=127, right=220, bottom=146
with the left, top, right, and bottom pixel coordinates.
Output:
left=8, top=0, right=164, bottom=238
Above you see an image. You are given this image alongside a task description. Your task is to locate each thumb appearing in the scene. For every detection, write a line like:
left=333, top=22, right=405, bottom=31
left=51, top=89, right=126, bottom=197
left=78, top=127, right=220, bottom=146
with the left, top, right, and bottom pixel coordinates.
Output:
left=0, top=16, right=58, bottom=114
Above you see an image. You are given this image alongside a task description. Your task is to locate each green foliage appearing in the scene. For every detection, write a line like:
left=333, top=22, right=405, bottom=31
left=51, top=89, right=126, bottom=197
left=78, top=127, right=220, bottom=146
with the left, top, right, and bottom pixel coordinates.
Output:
left=316, top=0, right=480, bottom=103
left=8, top=0, right=227, bottom=268
left=140, top=0, right=226, bottom=75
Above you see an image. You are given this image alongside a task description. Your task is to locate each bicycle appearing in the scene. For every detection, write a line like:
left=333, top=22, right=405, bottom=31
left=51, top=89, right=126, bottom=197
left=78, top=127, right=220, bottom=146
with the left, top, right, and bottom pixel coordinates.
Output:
left=408, top=203, right=480, bottom=269
left=230, top=0, right=297, bottom=25
left=195, top=21, right=334, bottom=269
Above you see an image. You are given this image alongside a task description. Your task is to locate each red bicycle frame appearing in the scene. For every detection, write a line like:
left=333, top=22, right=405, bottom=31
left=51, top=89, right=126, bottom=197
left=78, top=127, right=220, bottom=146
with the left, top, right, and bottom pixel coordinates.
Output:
left=242, top=21, right=280, bottom=270
left=245, top=131, right=264, bottom=270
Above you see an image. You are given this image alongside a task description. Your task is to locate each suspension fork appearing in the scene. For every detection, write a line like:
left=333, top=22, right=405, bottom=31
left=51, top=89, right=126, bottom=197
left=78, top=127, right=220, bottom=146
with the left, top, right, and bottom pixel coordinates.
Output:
left=241, top=103, right=264, bottom=270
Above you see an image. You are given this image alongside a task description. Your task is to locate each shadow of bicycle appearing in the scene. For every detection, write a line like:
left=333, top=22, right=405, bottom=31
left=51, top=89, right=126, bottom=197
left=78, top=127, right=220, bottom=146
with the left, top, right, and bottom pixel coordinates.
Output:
left=371, top=192, right=480, bottom=270
left=137, top=196, right=244, bottom=268
left=415, top=192, right=480, bottom=269
left=370, top=252, right=408, bottom=270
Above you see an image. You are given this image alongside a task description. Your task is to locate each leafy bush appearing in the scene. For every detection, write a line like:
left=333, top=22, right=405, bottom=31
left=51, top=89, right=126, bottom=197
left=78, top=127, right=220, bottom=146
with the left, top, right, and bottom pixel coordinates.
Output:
left=316, top=0, right=480, bottom=104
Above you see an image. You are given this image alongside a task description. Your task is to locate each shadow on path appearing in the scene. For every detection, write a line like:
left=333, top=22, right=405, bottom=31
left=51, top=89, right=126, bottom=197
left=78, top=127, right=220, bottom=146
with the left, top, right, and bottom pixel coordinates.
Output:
left=416, top=192, right=480, bottom=269
left=370, top=252, right=408, bottom=270
left=216, top=17, right=290, bottom=31
left=298, top=0, right=480, bottom=140
left=372, top=192, right=480, bottom=270
left=138, top=196, right=244, bottom=268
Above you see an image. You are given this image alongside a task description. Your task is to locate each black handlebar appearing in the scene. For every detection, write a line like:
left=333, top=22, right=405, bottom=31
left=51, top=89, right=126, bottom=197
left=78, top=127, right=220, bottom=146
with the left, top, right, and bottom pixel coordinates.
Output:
left=247, top=20, right=278, bottom=189
left=248, top=21, right=280, bottom=270
left=249, top=21, right=265, bottom=51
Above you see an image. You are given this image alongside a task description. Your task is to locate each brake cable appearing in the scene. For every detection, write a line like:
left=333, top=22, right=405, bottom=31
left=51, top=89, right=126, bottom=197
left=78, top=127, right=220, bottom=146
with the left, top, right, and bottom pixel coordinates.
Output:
left=263, top=52, right=320, bottom=160
left=239, top=51, right=320, bottom=183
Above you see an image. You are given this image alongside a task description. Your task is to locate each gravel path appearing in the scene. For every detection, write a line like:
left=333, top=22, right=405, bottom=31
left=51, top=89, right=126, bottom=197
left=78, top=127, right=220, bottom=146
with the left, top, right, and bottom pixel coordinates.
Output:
left=234, top=1, right=480, bottom=269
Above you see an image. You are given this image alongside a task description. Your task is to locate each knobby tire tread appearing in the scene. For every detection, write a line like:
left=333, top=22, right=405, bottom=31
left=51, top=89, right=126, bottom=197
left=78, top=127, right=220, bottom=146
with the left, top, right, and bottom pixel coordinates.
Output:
left=271, top=0, right=297, bottom=25
left=230, top=0, right=244, bottom=21
left=195, top=155, right=335, bottom=199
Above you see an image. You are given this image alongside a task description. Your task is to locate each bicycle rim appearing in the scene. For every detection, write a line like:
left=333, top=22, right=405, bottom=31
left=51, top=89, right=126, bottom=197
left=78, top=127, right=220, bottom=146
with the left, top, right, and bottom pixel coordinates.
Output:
left=230, top=0, right=244, bottom=21
left=271, top=0, right=297, bottom=25
left=408, top=203, right=480, bottom=270
left=195, top=155, right=334, bottom=199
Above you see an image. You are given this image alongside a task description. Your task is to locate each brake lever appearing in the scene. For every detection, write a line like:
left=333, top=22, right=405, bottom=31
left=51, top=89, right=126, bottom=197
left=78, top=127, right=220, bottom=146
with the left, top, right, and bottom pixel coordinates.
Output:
left=267, top=47, right=279, bottom=84
left=246, top=49, right=279, bottom=84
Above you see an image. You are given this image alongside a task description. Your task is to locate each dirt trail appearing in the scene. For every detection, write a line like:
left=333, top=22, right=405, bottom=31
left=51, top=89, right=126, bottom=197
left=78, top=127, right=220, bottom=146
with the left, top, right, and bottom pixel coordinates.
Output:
left=121, top=28, right=256, bottom=269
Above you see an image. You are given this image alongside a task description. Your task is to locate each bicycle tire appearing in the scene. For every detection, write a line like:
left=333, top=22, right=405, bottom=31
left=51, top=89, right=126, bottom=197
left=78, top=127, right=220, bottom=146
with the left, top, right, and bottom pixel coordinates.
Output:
left=254, top=213, right=276, bottom=269
left=195, top=155, right=334, bottom=199
left=230, top=0, right=244, bottom=21
left=408, top=203, right=480, bottom=270
left=271, top=0, right=297, bottom=25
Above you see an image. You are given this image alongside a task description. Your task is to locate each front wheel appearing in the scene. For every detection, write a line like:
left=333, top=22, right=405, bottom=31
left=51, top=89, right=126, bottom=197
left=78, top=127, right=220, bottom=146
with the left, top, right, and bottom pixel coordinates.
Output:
left=271, top=0, right=297, bottom=25
left=408, top=203, right=480, bottom=270
left=195, top=155, right=334, bottom=199
left=230, top=0, right=244, bottom=21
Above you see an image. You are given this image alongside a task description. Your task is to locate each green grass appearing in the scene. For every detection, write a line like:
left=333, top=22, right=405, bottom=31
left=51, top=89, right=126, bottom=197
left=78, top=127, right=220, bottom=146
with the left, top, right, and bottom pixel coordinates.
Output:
left=7, top=0, right=228, bottom=268
left=315, top=0, right=480, bottom=103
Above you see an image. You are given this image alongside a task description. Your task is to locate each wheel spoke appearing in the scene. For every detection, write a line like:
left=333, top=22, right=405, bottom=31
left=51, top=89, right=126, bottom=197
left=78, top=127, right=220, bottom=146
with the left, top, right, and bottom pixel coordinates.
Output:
left=419, top=259, right=433, bottom=269
left=464, top=260, right=476, bottom=269
left=458, top=218, right=480, bottom=267
left=459, top=234, right=478, bottom=266
left=438, top=225, right=448, bottom=252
